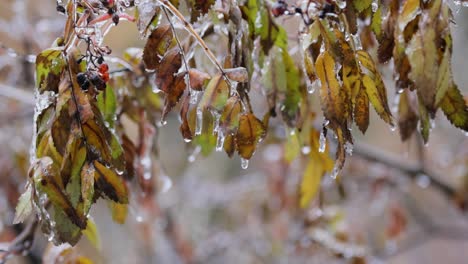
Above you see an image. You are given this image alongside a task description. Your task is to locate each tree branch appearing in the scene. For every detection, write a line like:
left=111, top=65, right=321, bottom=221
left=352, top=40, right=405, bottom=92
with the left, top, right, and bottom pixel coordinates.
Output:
left=352, top=142, right=456, bottom=198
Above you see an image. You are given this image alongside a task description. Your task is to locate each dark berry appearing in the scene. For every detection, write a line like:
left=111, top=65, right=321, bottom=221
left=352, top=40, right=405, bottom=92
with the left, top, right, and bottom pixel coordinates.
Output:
left=56, top=5, right=66, bottom=14
left=89, top=72, right=106, bottom=91
left=112, top=13, right=120, bottom=25
left=77, top=72, right=90, bottom=91
left=97, top=56, right=104, bottom=64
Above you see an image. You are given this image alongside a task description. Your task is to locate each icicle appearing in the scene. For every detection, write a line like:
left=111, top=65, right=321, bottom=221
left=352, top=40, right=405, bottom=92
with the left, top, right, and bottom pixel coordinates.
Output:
left=216, top=131, right=225, bottom=152
left=190, top=90, right=199, bottom=104
left=319, top=131, right=327, bottom=153
left=195, top=107, right=203, bottom=136
left=336, top=0, right=347, bottom=9
left=212, top=111, right=221, bottom=134
left=240, top=158, right=249, bottom=169
left=308, top=79, right=321, bottom=94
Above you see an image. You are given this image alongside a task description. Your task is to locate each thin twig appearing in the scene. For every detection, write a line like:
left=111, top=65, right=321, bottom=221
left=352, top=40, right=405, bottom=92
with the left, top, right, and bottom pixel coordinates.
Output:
left=158, top=0, right=226, bottom=75
left=0, top=83, right=34, bottom=105
left=352, top=142, right=456, bottom=198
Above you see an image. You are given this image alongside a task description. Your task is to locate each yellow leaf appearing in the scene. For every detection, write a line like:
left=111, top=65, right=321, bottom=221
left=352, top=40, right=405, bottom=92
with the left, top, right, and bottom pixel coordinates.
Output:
left=300, top=130, right=334, bottom=208
left=109, top=201, right=128, bottom=224
left=93, top=161, right=128, bottom=204
left=440, top=84, right=468, bottom=131
left=399, top=0, right=420, bottom=31
left=236, top=113, right=266, bottom=160
left=362, top=75, right=392, bottom=124
left=83, top=218, right=101, bottom=250
left=315, top=51, right=345, bottom=123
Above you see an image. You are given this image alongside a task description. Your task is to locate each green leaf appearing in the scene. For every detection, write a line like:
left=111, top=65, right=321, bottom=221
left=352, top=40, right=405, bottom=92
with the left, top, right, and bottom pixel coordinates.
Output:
left=13, top=185, right=33, bottom=224
left=353, top=0, right=373, bottom=12
left=199, top=74, right=230, bottom=112
left=236, top=113, right=266, bottom=160
left=97, top=84, right=117, bottom=127
left=440, top=84, right=468, bottom=131
left=35, top=48, right=66, bottom=93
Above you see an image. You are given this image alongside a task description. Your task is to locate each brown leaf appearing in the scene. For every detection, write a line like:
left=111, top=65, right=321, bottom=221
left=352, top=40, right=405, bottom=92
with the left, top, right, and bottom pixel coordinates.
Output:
left=188, top=69, right=211, bottom=91
left=236, top=113, right=266, bottom=160
left=224, top=67, right=249, bottom=83
left=354, top=86, right=370, bottom=134
left=179, top=94, right=193, bottom=141
left=199, top=74, right=230, bottom=112
left=143, top=25, right=175, bottom=70
left=398, top=89, right=418, bottom=141
left=220, top=96, right=242, bottom=134
left=93, top=160, right=128, bottom=204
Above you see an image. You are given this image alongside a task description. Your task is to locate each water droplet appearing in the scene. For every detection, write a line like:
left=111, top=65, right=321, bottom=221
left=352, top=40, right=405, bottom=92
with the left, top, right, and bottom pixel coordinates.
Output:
left=136, top=215, right=144, bottom=223
left=241, top=158, right=249, bottom=169
left=184, top=137, right=192, bottom=143
left=319, top=131, right=326, bottom=153
left=390, top=124, right=397, bottom=132
left=195, top=107, right=203, bottom=136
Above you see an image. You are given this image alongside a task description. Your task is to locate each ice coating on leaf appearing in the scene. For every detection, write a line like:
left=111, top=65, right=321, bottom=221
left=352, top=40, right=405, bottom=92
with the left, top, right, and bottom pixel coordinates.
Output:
left=319, top=130, right=326, bottom=153
left=195, top=106, right=203, bottom=136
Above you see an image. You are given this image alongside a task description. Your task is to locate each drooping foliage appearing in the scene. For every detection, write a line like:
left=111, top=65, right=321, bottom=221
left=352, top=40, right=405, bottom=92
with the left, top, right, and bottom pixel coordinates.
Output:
left=13, top=0, right=468, bottom=246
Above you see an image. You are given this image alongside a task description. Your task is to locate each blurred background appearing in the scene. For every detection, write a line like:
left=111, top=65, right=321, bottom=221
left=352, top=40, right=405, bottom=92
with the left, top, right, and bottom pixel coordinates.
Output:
left=1, top=0, right=468, bottom=263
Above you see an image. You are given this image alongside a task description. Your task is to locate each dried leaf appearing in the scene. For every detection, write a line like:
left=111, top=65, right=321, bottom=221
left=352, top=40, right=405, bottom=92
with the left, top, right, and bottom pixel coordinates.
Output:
left=354, top=85, right=370, bottom=133
left=188, top=69, right=211, bottom=91
left=188, top=0, right=215, bottom=22
left=398, top=89, right=418, bottom=140
left=224, top=67, right=249, bottom=83
left=35, top=48, right=66, bottom=93
left=199, top=74, right=230, bottom=112
left=220, top=96, right=242, bottom=134
left=143, top=25, right=175, bottom=70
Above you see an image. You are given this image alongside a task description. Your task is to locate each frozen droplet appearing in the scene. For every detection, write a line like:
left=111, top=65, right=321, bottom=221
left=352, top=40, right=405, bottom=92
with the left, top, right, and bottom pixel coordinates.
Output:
left=319, top=131, right=326, bottom=153
left=216, top=131, right=225, bottom=151
left=390, top=124, right=397, bottom=132
left=330, top=165, right=340, bottom=179
left=301, top=146, right=311, bottom=155
left=190, top=90, right=200, bottom=104
left=241, top=158, right=249, bottom=169
left=416, top=174, right=430, bottom=188
left=159, top=175, right=172, bottom=193
left=184, top=137, right=192, bottom=143
left=371, top=0, right=378, bottom=12
left=344, top=142, right=353, bottom=156
left=195, top=107, right=203, bottom=136
left=290, top=129, right=296, bottom=136
left=308, top=79, right=321, bottom=94
left=136, top=215, right=144, bottom=223
left=158, top=118, right=167, bottom=127
left=352, top=34, right=362, bottom=50
left=212, top=111, right=221, bottom=134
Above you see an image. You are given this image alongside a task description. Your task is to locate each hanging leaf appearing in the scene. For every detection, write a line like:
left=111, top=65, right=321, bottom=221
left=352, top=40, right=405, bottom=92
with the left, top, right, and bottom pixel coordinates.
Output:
left=224, top=67, right=249, bottom=83
left=187, top=0, right=215, bottom=22
left=93, top=161, right=128, bottom=204
left=143, top=25, right=176, bottom=71
left=13, top=185, right=33, bottom=224
left=109, top=201, right=128, bottom=224
left=236, top=113, right=266, bottom=160
left=35, top=48, right=66, bottom=93
left=199, top=74, right=230, bottom=112
left=398, top=89, right=418, bottom=141
left=188, top=69, right=211, bottom=91
left=440, top=85, right=468, bottom=131
left=83, top=218, right=101, bottom=250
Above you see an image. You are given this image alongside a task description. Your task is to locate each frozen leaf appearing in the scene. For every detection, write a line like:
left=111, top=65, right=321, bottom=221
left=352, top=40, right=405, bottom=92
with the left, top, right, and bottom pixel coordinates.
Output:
left=162, top=74, right=186, bottom=120
left=188, top=0, right=215, bottom=22
left=223, top=133, right=236, bottom=157
left=93, top=161, right=128, bottom=204
left=344, top=0, right=358, bottom=34
left=136, top=0, right=161, bottom=36
left=193, top=109, right=217, bottom=156
left=399, top=0, right=420, bottom=31
left=188, top=69, right=211, bottom=91
left=440, top=85, right=468, bottom=131
left=435, top=47, right=453, bottom=106
left=35, top=48, right=66, bottom=93
left=398, top=89, right=418, bottom=141
left=354, top=86, right=370, bottom=134
left=418, top=102, right=430, bottom=143
left=371, top=4, right=382, bottom=39
left=362, top=74, right=392, bottom=125
left=236, top=113, right=266, bottom=160
left=80, top=162, right=95, bottom=214
left=300, top=129, right=334, bottom=208
left=199, top=74, right=230, bottom=112
left=220, top=96, right=242, bottom=134
left=315, top=51, right=345, bottom=124
left=224, top=67, right=249, bottom=83
left=179, top=95, right=193, bottom=141
left=13, top=185, right=33, bottom=224
left=281, top=51, right=301, bottom=126
left=97, top=84, right=117, bottom=127
left=143, top=25, right=175, bottom=71
left=407, top=27, right=438, bottom=113
left=83, top=218, right=101, bottom=250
